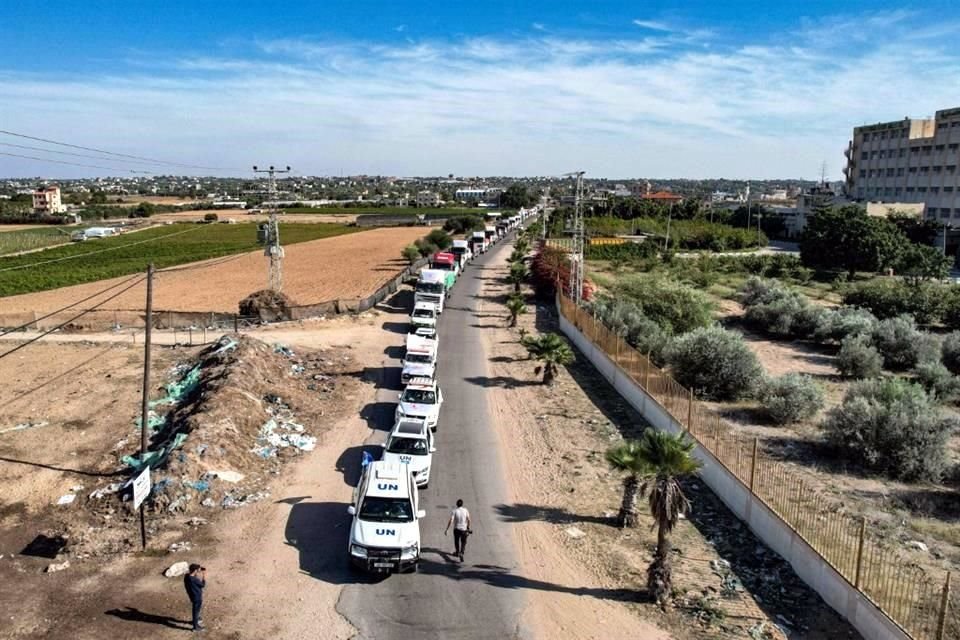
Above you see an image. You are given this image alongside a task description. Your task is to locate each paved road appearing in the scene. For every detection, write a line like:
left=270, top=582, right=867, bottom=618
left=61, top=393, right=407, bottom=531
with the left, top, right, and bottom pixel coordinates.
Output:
left=336, top=231, right=528, bottom=639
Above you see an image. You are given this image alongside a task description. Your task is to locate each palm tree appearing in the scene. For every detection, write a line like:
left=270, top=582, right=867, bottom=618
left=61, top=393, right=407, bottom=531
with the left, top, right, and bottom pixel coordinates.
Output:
left=506, top=293, right=526, bottom=327
left=623, top=430, right=700, bottom=606
left=507, top=261, right=529, bottom=293
left=522, top=332, right=574, bottom=384
left=514, top=236, right=530, bottom=255
left=605, top=440, right=647, bottom=528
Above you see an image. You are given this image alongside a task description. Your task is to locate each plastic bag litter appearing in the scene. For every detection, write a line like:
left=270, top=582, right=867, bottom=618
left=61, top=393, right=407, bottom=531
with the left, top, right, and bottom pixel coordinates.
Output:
left=274, top=344, right=295, bottom=358
left=212, top=337, right=238, bottom=355
left=56, top=494, right=76, bottom=506
left=183, top=479, right=210, bottom=492
left=150, top=365, right=202, bottom=409
left=0, top=421, right=49, bottom=435
left=121, top=432, right=189, bottom=472
left=89, top=483, right=123, bottom=500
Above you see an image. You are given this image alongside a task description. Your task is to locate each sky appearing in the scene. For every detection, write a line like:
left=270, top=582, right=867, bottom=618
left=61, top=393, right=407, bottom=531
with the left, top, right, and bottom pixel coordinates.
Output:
left=1, top=1, right=959, bottom=180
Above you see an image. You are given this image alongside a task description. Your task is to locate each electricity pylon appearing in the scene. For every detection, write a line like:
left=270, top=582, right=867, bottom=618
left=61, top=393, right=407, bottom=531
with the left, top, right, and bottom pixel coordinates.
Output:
left=253, top=165, right=291, bottom=291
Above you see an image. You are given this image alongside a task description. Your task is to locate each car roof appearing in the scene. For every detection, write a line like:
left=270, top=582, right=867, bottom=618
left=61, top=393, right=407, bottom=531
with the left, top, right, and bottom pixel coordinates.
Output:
left=392, top=418, right=428, bottom=437
left=364, top=461, right=412, bottom=498
left=404, top=376, right=436, bottom=389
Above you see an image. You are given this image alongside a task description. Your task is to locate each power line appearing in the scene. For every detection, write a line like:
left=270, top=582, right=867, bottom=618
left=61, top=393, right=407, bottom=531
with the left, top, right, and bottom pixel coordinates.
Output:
left=0, top=151, right=152, bottom=174
left=0, top=226, right=201, bottom=273
left=0, top=273, right=144, bottom=337
left=0, top=129, right=241, bottom=172
left=0, top=276, right=145, bottom=362
left=0, top=142, right=162, bottom=167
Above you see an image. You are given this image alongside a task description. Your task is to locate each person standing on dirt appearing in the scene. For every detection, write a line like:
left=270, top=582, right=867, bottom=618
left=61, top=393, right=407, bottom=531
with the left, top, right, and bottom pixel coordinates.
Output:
left=184, top=564, right=207, bottom=632
left=444, top=499, right=472, bottom=562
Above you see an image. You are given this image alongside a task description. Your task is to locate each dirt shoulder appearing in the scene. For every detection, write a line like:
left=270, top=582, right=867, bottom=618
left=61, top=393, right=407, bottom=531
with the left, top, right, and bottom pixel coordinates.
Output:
left=476, top=246, right=859, bottom=639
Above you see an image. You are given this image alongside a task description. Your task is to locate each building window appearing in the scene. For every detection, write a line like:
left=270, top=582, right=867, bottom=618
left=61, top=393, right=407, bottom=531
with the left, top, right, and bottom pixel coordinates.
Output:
left=942, top=210, right=950, bottom=219
left=859, top=169, right=866, bottom=178
left=884, top=187, right=893, bottom=196
left=909, top=167, right=918, bottom=174
left=950, top=143, right=959, bottom=150
left=936, top=144, right=946, bottom=151
left=906, top=187, right=915, bottom=193
left=911, top=147, right=920, bottom=154
left=919, top=186, right=928, bottom=192
left=920, top=166, right=930, bottom=174
left=897, top=168, right=905, bottom=176
left=952, top=122, right=960, bottom=128
left=938, top=122, right=949, bottom=130
left=861, top=151, right=868, bottom=160
left=947, top=166, right=957, bottom=174
left=900, top=149, right=906, bottom=157
left=933, top=166, right=942, bottom=173
left=857, top=188, right=865, bottom=198
left=931, top=187, right=940, bottom=193
left=923, top=146, right=932, bottom=155
left=870, top=151, right=878, bottom=159
left=946, top=186, right=955, bottom=193
left=895, top=188, right=903, bottom=196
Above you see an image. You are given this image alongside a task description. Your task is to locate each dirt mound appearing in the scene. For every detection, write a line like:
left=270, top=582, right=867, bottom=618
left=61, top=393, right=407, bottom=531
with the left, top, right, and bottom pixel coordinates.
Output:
left=239, top=289, right=297, bottom=321
left=69, top=334, right=358, bottom=556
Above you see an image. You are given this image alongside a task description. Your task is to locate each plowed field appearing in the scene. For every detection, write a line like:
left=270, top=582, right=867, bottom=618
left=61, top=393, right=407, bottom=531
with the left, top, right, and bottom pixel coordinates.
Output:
left=0, top=226, right=428, bottom=313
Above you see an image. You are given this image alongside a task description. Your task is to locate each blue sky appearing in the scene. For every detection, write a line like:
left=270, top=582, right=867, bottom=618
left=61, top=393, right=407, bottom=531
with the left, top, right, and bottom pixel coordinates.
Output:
left=2, top=1, right=959, bottom=179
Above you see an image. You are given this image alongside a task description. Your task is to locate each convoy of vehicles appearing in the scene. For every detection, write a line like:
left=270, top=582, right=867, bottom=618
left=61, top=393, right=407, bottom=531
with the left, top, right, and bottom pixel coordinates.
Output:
left=350, top=206, right=537, bottom=574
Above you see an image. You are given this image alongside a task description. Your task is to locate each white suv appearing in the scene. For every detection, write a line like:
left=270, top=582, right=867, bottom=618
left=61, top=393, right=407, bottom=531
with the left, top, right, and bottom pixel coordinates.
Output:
left=380, top=417, right=435, bottom=488
left=396, top=377, right=443, bottom=431
left=348, top=461, right=425, bottom=573
left=409, top=302, right=438, bottom=333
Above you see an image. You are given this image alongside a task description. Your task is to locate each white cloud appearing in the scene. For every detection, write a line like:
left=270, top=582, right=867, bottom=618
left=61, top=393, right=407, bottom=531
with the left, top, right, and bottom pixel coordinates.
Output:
left=632, top=19, right=673, bottom=32
left=2, top=11, right=959, bottom=179
left=532, top=22, right=545, bottom=31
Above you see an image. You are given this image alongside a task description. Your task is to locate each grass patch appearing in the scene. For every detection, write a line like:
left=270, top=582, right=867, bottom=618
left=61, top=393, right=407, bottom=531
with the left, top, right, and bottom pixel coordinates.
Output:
left=0, top=226, right=85, bottom=256
left=0, top=222, right=361, bottom=297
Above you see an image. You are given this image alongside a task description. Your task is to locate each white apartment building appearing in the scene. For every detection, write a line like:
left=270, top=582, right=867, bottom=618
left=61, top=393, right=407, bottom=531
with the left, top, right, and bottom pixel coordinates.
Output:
left=454, top=188, right=488, bottom=202
left=33, top=185, right=66, bottom=214
left=844, top=107, right=960, bottom=220
left=415, top=190, right=440, bottom=207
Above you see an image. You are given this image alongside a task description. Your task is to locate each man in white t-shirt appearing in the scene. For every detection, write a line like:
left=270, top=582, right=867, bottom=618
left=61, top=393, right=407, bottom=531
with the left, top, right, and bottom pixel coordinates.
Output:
left=444, top=499, right=472, bottom=562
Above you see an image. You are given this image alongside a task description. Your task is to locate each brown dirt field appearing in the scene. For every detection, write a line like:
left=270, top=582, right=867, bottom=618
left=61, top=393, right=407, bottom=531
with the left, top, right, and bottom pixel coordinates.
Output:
left=0, top=226, right=428, bottom=314
left=150, top=210, right=361, bottom=224
left=0, top=224, right=48, bottom=233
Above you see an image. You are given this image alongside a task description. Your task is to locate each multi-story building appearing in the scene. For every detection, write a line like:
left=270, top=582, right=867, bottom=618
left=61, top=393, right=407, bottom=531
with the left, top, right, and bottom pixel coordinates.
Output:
left=454, top=187, right=488, bottom=202
left=844, top=107, right=960, bottom=221
left=415, top=190, right=440, bottom=207
left=32, top=185, right=66, bottom=214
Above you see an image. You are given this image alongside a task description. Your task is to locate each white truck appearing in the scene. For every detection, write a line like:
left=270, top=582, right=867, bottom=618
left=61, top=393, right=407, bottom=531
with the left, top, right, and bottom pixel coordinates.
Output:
left=348, top=461, right=425, bottom=573
left=414, top=269, right=447, bottom=313
left=401, top=334, right=438, bottom=384
left=396, top=377, right=444, bottom=431
left=450, top=239, right=472, bottom=267
left=470, top=231, right=488, bottom=255
left=70, top=227, right=116, bottom=242
left=409, top=301, right=439, bottom=334
left=380, top=417, right=435, bottom=488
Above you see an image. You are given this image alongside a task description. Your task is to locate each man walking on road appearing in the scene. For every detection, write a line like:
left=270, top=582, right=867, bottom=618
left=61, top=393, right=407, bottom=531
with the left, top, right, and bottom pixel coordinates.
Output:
left=184, top=563, right=207, bottom=631
left=444, top=499, right=472, bottom=562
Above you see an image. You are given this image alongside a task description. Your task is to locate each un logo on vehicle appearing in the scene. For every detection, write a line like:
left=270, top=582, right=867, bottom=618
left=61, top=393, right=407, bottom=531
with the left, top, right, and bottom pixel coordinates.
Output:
left=377, top=483, right=399, bottom=490
left=376, top=529, right=396, bottom=536
left=399, top=455, right=412, bottom=464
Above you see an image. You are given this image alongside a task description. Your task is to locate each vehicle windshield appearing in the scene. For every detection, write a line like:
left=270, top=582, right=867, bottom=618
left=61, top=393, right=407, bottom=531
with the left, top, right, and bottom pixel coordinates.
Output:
left=416, top=282, right=444, bottom=294
left=358, top=496, right=414, bottom=523
left=402, top=389, right=436, bottom=404
left=413, top=308, right=435, bottom=318
left=386, top=436, right=429, bottom=455
left=406, top=353, right=433, bottom=364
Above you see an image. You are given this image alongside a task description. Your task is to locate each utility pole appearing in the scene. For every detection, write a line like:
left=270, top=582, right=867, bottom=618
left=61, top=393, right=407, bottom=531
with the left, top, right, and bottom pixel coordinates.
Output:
left=568, top=171, right=586, bottom=305
left=664, top=202, right=673, bottom=251
left=745, top=181, right=752, bottom=231
left=253, top=165, right=291, bottom=291
left=138, top=263, right=154, bottom=550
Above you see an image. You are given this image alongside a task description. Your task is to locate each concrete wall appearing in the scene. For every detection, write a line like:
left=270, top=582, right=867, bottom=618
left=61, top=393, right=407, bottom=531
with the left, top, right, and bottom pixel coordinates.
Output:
left=559, top=312, right=911, bottom=640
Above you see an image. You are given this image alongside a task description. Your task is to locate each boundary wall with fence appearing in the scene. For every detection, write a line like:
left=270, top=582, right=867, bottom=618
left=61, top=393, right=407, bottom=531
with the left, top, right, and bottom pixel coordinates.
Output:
left=557, top=294, right=956, bottom=640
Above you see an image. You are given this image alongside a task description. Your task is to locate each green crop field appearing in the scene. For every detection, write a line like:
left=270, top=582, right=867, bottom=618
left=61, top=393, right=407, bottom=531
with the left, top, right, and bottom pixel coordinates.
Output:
left=283, top=206, right=499, bottom=215
left=0, top=226, right=85, bottom=256
left=0, top=222, right=361, bottom=297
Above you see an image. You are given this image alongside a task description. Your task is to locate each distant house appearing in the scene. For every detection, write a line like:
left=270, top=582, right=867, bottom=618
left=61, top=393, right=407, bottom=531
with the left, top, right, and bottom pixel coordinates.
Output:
left=416, top=190, right=441, bottom=207
left=33, top=185, right=66, bottom=214
left=642, top=190, right=684, bottom=204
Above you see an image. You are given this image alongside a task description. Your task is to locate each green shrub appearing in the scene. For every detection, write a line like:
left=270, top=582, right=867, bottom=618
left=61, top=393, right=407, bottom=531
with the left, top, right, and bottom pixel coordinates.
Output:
left=913, top=362, right=960, bottom=402
left=443, top=215, right=484, bottom=234
left=414, top=238, right=439, bottom=257
left=822, top=378, right=958, bottom=481
left=738, top=277, right=790, bottom=307
left=615, top=276, right=714, bottom=334
left=584, top=241, right=657, bottom=261
left=942, top=332, right=960, bottom=375
left=740, top=278, right=824, bottom=339
left=757, top=373, right=825, bottom=424
left=665, top=326, right=762, bottom=400
left=842, top=279, right=946, bottom=324
left=836, top=335, right=883, bottom=378
left=589, top=296, right=672, bottom=365
left=813, top=306, right=877, bottom=343
left=425, top=229, right=453, bottom=250
left=942, top=288, right=960, bottom=329
left=629, top=217, right=766, bottom=251
left=870, top=316, right=938, bottom=370
left=401, top=244, right=421, bottom=264
left=203, top=212, right=218, bottom=222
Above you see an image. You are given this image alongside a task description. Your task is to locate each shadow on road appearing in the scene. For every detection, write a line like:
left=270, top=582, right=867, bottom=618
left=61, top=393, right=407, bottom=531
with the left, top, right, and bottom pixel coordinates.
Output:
left=335, top=445, right=377, bottom=487
left=284, top=501, right=385, bottom=586
left=492, top=503, right=613, bottom=526
left=381, top=322, right=409, bottom=334
left=413, top=556, right=644, bottom=602
left=463, top=375, right=540, bottom=389
left=359, top=401, right=396, bottom=431
left=104, top=607, right=192, bottom=630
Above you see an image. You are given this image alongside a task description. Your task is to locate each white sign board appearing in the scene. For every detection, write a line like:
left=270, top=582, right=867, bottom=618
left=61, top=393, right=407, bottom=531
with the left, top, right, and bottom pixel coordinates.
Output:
left=132, top=467, right=151, bottom=510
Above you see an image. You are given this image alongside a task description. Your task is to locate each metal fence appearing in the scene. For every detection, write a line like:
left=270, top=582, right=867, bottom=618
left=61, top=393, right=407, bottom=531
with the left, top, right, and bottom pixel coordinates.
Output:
left=558, top=293, right=956, bottom=640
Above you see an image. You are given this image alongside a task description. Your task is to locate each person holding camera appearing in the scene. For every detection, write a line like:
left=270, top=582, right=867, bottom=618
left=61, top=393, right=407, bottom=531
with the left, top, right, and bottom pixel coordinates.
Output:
left=183, top=563, right=207, bottom=632
left=444, top=499, right=472, bottom=562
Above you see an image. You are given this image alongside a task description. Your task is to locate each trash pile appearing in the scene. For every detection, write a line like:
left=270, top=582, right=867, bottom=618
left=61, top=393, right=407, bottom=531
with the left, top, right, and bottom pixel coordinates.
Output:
left=70, top=333, right=357, bottom=555
left=239, top=289, right=297, bottom=322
